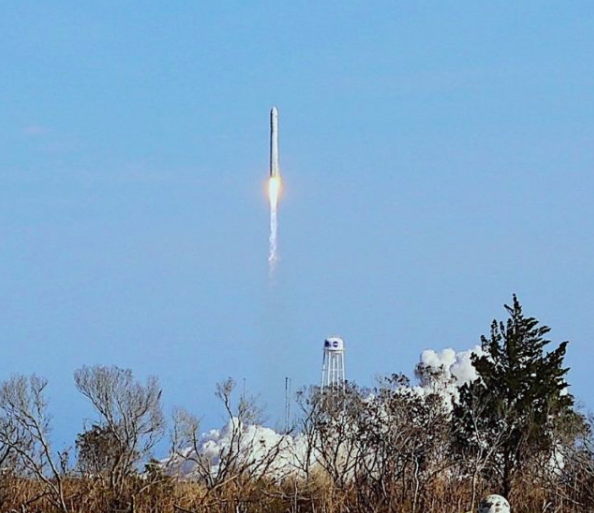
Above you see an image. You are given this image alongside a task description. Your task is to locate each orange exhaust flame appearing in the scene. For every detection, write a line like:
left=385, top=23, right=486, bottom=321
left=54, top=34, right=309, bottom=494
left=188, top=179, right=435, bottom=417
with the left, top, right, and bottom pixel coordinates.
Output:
left=268, top=176, right=282, bottom=210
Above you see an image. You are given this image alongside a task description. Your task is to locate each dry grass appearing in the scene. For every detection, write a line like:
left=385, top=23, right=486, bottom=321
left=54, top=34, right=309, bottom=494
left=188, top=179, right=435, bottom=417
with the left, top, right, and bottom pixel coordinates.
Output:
left=0, top=468, right=591, bottom=513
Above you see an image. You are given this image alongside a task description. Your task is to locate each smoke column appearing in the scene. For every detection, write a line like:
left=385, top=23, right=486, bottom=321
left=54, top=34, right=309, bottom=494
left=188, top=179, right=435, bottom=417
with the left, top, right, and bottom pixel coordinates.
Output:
left=268, top=176, right=281, bottom=277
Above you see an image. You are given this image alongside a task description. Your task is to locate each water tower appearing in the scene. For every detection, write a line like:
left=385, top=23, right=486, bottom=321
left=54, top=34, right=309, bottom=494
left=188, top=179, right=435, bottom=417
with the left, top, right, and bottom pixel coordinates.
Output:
left=321, top=336, right=346, bottom=389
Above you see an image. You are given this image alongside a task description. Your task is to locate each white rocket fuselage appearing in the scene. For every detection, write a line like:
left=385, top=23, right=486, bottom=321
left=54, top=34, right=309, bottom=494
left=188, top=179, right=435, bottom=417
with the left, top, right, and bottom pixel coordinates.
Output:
left=270, top=107, right=280, bottom=178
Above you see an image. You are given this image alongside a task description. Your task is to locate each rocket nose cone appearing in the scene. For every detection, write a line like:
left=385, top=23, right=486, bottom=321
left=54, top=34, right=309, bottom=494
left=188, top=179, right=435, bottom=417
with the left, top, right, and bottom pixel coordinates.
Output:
left=271, top=106, right=278, bottom=117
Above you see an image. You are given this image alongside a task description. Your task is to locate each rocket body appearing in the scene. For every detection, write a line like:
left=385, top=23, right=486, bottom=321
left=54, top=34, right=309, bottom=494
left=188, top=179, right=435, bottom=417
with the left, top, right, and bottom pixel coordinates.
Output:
left=270, top=107, right=280, bottom=178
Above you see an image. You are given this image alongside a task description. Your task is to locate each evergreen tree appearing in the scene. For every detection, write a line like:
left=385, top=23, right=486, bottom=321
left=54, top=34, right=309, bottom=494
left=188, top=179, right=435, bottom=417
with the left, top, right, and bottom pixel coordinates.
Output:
left=452, top=295, right=575, bottom=497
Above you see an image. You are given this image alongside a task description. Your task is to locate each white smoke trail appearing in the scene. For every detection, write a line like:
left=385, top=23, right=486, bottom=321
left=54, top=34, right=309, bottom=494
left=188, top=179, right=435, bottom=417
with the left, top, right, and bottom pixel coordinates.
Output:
left=268, top=204, right=278, bottom=276
left=267, top=176, right=281, bottom=278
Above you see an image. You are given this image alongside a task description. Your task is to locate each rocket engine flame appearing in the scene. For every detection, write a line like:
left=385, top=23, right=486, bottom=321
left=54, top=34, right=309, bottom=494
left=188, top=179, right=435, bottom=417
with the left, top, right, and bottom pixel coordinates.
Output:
left=268, top=176, right=281, bottom=211
left=268, top=176, right=282, bottom=274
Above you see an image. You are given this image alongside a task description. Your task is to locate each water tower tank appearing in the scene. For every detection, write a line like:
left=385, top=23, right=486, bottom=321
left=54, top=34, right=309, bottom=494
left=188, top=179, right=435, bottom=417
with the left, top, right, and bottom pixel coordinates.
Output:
left=321, top=336, right=346, bottom=389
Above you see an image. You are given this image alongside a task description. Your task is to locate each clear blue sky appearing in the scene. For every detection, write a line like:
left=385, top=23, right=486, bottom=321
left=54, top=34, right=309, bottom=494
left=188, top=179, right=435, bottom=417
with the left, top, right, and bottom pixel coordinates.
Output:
left=2, top=2, right=593, bottom=450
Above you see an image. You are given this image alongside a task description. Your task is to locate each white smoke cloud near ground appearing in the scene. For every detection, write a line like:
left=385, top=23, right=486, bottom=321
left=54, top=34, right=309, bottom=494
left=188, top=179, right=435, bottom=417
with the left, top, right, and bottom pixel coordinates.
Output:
left=170, top=418, right=297, bottom=478
left=169, top=346, right=484, bottom=478
left=412, top=345, right=484, bottom=404
left=417, top=345, right=483, bottom=386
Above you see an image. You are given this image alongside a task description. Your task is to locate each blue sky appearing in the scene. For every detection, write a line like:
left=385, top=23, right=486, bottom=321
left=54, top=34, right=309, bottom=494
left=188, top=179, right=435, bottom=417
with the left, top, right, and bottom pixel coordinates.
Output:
left=1, top=2, right=593, bottom=448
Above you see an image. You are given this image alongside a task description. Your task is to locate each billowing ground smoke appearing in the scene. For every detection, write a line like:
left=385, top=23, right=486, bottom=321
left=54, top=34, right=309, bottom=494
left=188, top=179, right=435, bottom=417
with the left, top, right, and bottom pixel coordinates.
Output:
left=168, top=346, right=485, bottom=478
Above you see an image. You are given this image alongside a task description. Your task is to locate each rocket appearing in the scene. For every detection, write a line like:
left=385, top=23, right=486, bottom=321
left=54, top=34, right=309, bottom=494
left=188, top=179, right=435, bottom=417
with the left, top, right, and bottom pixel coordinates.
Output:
left=270, top=107, right=280, bottom=178
left=267, top=107, right=282, bottom=265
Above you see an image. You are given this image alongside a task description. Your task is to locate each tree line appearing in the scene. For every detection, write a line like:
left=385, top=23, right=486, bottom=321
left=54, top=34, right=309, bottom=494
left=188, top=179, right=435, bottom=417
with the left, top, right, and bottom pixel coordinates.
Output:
left=1, top=296, right=593, bottom=513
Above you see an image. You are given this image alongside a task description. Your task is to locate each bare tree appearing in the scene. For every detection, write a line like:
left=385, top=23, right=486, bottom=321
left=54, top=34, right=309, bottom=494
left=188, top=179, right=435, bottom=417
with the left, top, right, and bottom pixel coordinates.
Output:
left=348, top=374, right=452, bottom=513
left=0, top=375, right=69, bottom=512
left=528, top=412, right=593, bottom=512
left=76, top=423, right=125, bottom=477
left=74, top=365, right=165, bottom=501
left=308, top=383, right=363, bottom=491
left=0, top=419, right=17, bottom=471
left=292, top=374, right=454, bottom=513
left=293, top=385, right=323, bottom=481
left=171, top=377, right=291, bottom=507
